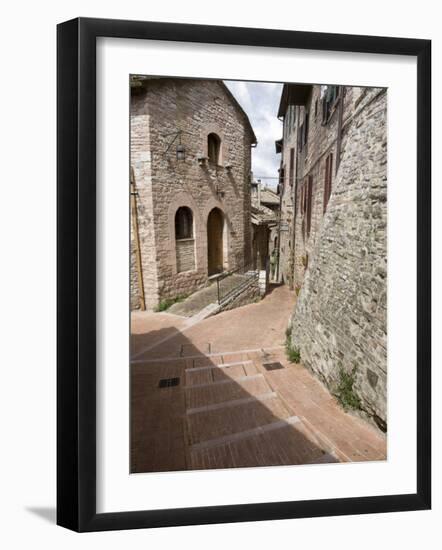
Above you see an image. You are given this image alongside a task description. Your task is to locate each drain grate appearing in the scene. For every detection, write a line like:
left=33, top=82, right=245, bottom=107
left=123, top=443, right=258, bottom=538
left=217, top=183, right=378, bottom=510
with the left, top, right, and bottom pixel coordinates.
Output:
left=263, top=362, right=284, bottom=371
left=158, top=377, right=180, bottom=388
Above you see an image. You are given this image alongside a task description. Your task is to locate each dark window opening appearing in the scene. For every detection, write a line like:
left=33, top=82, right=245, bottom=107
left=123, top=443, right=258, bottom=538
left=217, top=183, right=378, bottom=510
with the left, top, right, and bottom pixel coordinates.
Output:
left=278, top=166, right=285, bottom=196
left=322, top=85, right=340, bottom=125
left=298, top=110, right=309, bottom=153
left=323, top=153, right=334, bottom=213
left=302, top=176, right=313, bottom=240
left=208, top=133, right=221, bottom=164
left=175, top=206, right=193, bottom=240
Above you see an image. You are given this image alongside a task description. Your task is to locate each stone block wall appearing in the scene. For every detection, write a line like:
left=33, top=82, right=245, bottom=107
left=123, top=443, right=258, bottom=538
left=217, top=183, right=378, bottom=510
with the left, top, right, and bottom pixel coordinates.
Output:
left=277, top=118, right=296, bottom=287
left=176, top=239, right=196, bottom=273
left=292, top=87, right=380, bottom=290
left=289, top=89, right=387, bottom=429
left=130, top=233, right=141, bottom=310
left=130, top=93, right=159, bottom=311
left=130, top=78, right=254, bottom=310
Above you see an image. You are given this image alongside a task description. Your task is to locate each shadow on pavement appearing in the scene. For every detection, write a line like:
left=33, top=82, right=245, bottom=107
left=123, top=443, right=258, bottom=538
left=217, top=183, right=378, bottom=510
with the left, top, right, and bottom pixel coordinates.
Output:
left=130, top=326, right=335, bottom=473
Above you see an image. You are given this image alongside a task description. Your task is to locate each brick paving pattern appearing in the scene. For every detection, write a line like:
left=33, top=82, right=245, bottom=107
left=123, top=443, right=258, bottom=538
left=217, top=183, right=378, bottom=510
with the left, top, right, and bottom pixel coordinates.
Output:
left=131, top=285, right=386, bottom=473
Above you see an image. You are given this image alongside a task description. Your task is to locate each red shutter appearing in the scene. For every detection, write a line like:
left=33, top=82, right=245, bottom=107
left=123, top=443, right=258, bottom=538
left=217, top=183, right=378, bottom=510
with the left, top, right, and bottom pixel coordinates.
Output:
left=329, top=153, right=333, bottom=203
left=289, top=148, right=295, bottom=186
left=306, top=176, right=313, bottom=236
left=323, top=153, right=333, bottom=213
left=323, top=156, right=329, bottom=213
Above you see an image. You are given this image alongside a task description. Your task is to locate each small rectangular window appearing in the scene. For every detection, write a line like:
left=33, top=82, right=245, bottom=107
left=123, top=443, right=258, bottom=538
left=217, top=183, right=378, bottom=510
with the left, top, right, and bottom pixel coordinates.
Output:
left=298, top=123, right=303, bottom=152
left=303, top=111, right=309, bottom=152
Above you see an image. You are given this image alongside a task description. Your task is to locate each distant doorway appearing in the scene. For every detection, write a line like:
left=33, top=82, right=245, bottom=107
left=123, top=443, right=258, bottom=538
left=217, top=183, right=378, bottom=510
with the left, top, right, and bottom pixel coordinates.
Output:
left=207, top=207, right=225, bottom=276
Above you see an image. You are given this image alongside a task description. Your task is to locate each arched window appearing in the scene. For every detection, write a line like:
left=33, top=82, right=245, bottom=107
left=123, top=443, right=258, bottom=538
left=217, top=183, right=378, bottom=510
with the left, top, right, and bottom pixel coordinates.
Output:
left=175, top=207, right=195, bottom=273
left=175, top=207, right=193, bottom=240
left=207, top=133, right=221, bottom=165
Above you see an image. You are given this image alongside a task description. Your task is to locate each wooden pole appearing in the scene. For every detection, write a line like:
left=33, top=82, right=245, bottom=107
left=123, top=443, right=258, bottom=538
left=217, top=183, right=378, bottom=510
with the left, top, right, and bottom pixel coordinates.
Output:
left=130, top=168, right=146, bottom=311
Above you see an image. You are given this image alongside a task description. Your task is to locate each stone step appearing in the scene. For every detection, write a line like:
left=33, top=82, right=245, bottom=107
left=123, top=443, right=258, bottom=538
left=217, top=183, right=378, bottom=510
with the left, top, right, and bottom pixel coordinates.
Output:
left=185, top=362, right=261, bottom=387
left=185, top=359, right=253, bottom=373
left=189, top=415, right=301, bottom=452
left=186, top=391, right=277, bottom=415
left=132, top=345, right=285, bottom=365
left=186, top=394, right=295, bottom=446
left=185, top=374, right=272, bottom=410
left=184, top=371, right=263, bottom=389
left=189, top=418, right=333, bottom=469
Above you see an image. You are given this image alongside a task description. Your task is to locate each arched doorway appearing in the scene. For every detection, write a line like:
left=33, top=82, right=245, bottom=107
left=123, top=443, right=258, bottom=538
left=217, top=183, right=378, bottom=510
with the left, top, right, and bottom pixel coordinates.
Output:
left=207, top=207, right=224, bottom=276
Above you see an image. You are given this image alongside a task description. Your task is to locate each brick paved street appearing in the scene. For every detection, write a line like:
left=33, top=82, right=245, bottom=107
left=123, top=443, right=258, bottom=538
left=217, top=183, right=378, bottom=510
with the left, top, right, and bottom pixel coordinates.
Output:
left=131, top=285, right=386, bottom=473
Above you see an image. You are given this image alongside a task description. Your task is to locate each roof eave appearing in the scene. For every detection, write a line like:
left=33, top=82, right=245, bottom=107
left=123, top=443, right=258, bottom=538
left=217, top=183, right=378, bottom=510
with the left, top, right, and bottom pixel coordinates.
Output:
left=277, top=83, right=313, bottom=117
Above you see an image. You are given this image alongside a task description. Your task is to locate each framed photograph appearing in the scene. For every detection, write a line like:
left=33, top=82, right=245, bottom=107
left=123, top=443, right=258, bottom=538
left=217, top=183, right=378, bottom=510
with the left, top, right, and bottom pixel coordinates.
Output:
left=57, top=17, right=431, bottom=532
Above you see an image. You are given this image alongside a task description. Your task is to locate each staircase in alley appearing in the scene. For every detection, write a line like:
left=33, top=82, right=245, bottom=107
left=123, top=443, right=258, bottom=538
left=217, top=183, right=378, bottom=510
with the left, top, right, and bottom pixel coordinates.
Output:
left=182, top=348, right=339, bottom=470
left=131, top=285, right=386, bottom=474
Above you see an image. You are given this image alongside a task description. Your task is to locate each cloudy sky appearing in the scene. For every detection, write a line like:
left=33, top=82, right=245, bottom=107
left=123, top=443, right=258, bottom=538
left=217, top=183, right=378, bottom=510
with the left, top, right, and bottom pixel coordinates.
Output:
left=225, top=80, right=283, bottom=190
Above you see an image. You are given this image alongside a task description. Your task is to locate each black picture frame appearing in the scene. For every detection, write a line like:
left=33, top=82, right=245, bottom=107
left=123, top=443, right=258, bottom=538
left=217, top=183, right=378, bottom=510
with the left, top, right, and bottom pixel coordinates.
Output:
left=57, top=17, right=431, bottom=532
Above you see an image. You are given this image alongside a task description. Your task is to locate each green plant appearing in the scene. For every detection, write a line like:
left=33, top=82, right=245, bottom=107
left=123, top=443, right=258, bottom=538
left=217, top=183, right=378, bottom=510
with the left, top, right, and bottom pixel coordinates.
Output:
left=295, top=284, right=301, bottom=296
left=335, top=365, right=361, bottom=411
left=155, top=293, right=188, bottom=312
left=285, top=330, right=301, bottom=363
left=286, top=345, right=301, bottom=363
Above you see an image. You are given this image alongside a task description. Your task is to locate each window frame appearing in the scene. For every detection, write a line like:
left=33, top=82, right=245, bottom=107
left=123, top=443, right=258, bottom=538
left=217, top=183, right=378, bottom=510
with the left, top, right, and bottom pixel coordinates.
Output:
left=174, top=206, right=194, bottom=240
left=207, top=132, right=221, bottom=165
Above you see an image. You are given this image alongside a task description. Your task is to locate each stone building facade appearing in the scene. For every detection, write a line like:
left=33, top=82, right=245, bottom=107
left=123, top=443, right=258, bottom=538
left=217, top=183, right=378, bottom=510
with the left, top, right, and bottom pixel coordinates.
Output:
left=130, top=77, right=256, bottom=311
left=277, top=84, right=387, bottom=429
left=251, top=181, right=279, bottom=271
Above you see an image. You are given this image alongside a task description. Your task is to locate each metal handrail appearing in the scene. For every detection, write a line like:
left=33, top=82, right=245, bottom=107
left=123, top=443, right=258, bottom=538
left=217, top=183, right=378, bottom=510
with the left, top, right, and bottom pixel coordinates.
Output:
left=216, top=262, right=259, bottom=304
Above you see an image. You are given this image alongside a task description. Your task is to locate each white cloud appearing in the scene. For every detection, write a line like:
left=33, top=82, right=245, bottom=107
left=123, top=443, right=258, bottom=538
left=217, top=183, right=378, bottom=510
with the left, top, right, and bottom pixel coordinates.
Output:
left=225, top=80, right=283, bottom=189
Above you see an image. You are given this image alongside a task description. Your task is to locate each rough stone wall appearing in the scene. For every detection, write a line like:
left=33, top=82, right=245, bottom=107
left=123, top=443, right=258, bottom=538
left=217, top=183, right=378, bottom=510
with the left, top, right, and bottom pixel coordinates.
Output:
left=278, top=106, right=296, bottom=286
left=217, top=278, right=260, bottom=313
left=289, top=89, right=387, bottom=428
left=292, top=86, right=377, bottom=289
left=130, top=229, right=141, bottom=310
left=130, top=79, right=254, bottom=310
left=130, top=92, right=159, bottom=311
